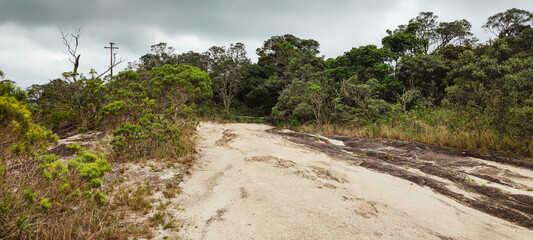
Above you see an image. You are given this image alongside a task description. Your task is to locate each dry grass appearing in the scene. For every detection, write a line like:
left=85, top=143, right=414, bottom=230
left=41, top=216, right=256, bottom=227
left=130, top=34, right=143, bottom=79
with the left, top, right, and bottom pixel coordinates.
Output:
left=0, top=159, right=117, bottom=239
left=294, top=121, right=533, bottom=158
left=1, top=125, right=196, bottom=239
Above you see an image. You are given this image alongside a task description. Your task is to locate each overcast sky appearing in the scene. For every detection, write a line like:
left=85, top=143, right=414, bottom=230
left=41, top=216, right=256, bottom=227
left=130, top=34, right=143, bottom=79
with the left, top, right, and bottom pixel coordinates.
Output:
left=1, top=0, right=532, bottom=88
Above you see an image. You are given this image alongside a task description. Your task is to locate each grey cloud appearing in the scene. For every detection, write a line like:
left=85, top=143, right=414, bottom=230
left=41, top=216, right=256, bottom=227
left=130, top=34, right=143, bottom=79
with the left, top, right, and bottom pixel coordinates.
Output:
left=1, top=0, right=532, bottom=88
left=1, top=0, right=398, bottom=39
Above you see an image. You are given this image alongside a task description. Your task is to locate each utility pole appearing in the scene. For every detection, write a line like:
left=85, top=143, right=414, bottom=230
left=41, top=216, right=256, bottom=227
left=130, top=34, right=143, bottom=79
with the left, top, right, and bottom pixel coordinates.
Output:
left=104, top=42, right=119, bottom=79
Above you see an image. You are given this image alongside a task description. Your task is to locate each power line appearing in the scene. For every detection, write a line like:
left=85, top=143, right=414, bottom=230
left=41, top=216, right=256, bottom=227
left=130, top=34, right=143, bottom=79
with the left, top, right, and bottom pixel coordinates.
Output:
left=104, top=42, right=119, bottom=79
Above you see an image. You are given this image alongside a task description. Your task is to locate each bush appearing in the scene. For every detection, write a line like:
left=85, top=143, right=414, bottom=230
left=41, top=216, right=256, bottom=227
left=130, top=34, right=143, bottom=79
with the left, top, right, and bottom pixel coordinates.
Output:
left=23, top=189, right=36, bottom=203
left=67, top=143, right=111, bottom=187
left=293, top=102, right=313, bottom=121
left=39, top=198, right=51, bottom=211
left=1, top=96, right=57, bottom=159
left=77, top=126, right=88, bottom=134
left=1, top=144, right=114, bottom=238
left=110, top=114, right=192, bottom=160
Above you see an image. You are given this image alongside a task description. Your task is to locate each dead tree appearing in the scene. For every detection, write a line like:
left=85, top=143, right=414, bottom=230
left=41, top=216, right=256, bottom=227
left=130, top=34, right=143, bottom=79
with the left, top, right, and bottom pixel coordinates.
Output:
left=60, top=26, right=125, bottom=81
left=60, top=26, right=83, bottom=82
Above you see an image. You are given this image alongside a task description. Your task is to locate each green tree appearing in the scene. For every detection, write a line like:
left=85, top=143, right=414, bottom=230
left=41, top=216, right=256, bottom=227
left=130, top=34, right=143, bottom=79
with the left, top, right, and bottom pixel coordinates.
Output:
left=178, top=51, right=209, bottom=72
left=138, top=42, right=179, bottom=70
left=434, top=19, right=473, bottom=50
left=408, top=12, right=439, bottom=53
left=256, top=34, right=322, bottom=93
left=256, top=34, right=320, bottom=68
left=149, top=64, right=212, bottom=120
left=1, top=94, right=56, bottom=161
left=382, top=23, right=428, bottom=61
left=274, top=72, right=333, bottom=124
left=0, top=80, right=27, bottom=102
left=398, top=54, right=449, bottom=105
left=343, top=45, right=393, bottom=82
left=207, top=43, right=250, bottom=110
left=238, top=64, right=277, bottom=115
left=99, top=70, right=147, bottom=129
left=28, top=76, right=105, bottom=130
left=405, top=12, right=474, bottom=53
left=338, top=77, right=393, bottom=123
left=447, top=51, right=533, bottom=146
left=483, top=8, right=533, bottom=38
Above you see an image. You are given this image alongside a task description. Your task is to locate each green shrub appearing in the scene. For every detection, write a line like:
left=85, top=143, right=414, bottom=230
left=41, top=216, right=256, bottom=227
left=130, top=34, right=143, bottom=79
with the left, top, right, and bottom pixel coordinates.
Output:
left=59, top=183, right=70, bottom=192
left=0, top=201, right=6, bottom=215
left=48, top=111, right=76, bottom=129
left=66, top=143, right=111, bottom=188
left=1, top=96, right=56, bottom=158
left=23, top=189, right=36, bottom=203
left=0, top=162, right=5, bottom=176
left=66, top=142, right=83, bottom=153
left=94, top=191, right=107, bottom=205
left=1, top=80, right=119, bottom=238
left=78, top=159, right=110, bottom=183
left=90, top=178, right=104, bottom=188
left=111, top=116, right=186, bottom=160
left=15, top=214, right=28, bottom=230
left=77, top=126, right=88, bottom=134
left=37, top=154, right=68, bottom=180
left=40, top=198, right=51, bottom=211
left=293, top=103, right=313, bottom=121
left=289, top=119, right=300, bottom=130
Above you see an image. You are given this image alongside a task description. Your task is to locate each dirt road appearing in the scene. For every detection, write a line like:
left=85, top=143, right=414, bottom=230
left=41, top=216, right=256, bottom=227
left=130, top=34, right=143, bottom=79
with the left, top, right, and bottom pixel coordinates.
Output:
left=176, top=122, right=533, bottom=239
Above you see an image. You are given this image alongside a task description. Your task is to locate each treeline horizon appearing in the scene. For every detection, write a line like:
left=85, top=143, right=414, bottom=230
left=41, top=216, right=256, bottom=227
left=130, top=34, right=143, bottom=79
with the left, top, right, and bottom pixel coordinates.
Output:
left=2, top=8, right=533, bottom=157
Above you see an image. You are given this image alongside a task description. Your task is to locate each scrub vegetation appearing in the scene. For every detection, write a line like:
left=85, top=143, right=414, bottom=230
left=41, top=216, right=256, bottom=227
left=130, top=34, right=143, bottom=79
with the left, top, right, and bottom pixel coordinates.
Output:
left=0, top=8, right=532, bottom=239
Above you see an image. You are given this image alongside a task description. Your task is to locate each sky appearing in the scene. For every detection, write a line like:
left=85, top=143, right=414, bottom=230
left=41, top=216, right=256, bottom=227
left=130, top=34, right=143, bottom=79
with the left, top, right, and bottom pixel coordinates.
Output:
left=1, top=0, right=532, bottom=88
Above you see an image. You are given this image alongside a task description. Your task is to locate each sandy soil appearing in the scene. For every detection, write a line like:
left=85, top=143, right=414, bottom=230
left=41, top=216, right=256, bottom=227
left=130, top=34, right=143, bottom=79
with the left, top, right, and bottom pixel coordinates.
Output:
left=175, top=122, right=533, bottom=240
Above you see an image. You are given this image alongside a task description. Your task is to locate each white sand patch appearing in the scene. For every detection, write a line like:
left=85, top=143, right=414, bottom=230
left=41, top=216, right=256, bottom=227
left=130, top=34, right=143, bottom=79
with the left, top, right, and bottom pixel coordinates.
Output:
left=171, top=122, right=533, bottom=240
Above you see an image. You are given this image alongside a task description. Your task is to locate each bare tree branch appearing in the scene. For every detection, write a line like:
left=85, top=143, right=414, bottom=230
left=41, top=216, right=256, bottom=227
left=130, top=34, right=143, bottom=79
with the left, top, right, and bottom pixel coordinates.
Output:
left=95, top=56, right=126, bottom=80
left=60, top=26, right=83, bottom=82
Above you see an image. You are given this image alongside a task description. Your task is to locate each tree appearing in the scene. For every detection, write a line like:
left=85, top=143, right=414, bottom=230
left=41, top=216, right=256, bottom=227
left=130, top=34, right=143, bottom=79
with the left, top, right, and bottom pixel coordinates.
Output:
left=256, top=34, right=321, bottom=82
left=307, top=83, right=329, bottom=124
left=338, top=77, right=393, bottom=123
left=0, top=80, right=27, bottom=102
left=138, top=42, right=179, bottom=70
left=434, top=19, right=473, bottom=50
left=28, top=76, right=106, bottom=129
left=447, top=51, right=533, bottom=146
left=256, top=34, right=320, bottom=67
left=207, top=43, right=250, bottom=110
left=343, top=45, right=393, bottom=82
left=60, top=27, right=83, bottom=82
left=27, top=79, right=78, bottom=129
left=398, top=54, right=449, bottom=105
left=483, top=8, right=533, bottom=38
left=1, top=82, right=55, bottom=161
left=274, top=72, right=333, bottom=124
left=405, top=12, right=474, bottom=53
left=149, top=64, right=212, bottom=120
left=382, top=23, right=428, bottom=61
left=60, top=26, right=124, bottom=81
left=276, top=78, right=313, bottom=121
left=238, top=64, right=278, bottom=115
left=409, top=12, right=439, bottom=53
left=178, top=51, right=209, bottom=72
left=242, top=35, right=323, bottom=115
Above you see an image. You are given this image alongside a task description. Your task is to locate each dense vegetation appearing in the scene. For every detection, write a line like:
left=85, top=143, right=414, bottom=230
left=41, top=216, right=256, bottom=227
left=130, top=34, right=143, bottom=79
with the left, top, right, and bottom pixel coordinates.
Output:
left=126, top=8, right=532, bottom=157
left=0, top=8, right=532, bottom=239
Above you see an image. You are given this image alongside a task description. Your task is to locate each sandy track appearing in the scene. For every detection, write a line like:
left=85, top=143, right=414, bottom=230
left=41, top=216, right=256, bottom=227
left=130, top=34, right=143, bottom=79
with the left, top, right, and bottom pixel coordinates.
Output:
left=176, top=122, right=533, bottom=239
